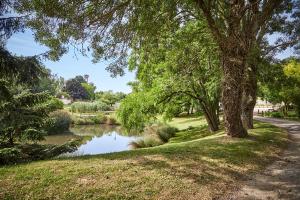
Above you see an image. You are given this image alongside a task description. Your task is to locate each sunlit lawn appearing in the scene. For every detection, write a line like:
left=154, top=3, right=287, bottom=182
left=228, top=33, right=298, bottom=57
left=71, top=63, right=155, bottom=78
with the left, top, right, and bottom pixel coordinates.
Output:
left=0, top=117, right=288, bottom=200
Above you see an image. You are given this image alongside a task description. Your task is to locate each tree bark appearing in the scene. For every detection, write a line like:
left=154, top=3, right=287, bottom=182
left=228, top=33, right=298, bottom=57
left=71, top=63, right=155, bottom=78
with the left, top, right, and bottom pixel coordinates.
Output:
left=222, top=52, right=248, bottom=137
left=201, top=102, right=219, bottom=132
left=241, top=62, right=257, bottom=129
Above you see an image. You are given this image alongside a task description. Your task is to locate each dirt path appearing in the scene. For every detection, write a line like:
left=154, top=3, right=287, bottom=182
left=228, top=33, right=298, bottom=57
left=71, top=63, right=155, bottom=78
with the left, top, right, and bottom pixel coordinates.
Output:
left=231, top=116, right=300, bottom=200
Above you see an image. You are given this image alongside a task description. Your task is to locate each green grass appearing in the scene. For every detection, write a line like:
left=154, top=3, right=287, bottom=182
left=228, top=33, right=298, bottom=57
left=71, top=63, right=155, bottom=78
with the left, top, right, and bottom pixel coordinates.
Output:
left=167, top=115, right=207, bottom=130
left=0, top=118, right=288, bottom=200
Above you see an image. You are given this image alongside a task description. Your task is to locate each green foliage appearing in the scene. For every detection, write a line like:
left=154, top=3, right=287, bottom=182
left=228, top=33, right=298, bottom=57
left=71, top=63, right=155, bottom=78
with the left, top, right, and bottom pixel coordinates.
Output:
left=72, top=117, right=95, bottom=125
left=264, top=111, right=284, bottom=118
left=0, top=147, right=22, bottom=165
left=130, top=135, right=163, bottom=149
left=46, top=110, right=72, bottom=134
left=0, top=48, right=48, bottom=86
left=0, top=84, right=52, bottom=144
left=95, top=90, right=126, bottom=106
left=117, top=92, right=158, bottom=131
left=32, top=70, right=65, bottom=96
left=0, top=141, right=81, bottom=165
left=70, top=101, right=111, bottom=113
left=47, top=97, right=64, bottom=110
left=0, top=40, right=53, bottom=145
left=91, top=113, right=107, bottom=124
left=260, top=58, right=300, bottom=118
left=130, top=124, right=178, bottom=149
left=71, top=113, right=112, bottom=125
left=118, top=21, right=220, bottom=131
left=284, top=58, right=300, bottom=81
left=81, top=82, right=96, bottom=100
left=157, top=126, right=178, bottom=142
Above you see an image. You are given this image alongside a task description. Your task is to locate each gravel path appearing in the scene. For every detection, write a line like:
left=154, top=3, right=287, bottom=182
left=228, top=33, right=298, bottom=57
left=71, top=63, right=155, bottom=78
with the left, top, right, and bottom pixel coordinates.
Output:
left=232, top=116, right=300, bottom=200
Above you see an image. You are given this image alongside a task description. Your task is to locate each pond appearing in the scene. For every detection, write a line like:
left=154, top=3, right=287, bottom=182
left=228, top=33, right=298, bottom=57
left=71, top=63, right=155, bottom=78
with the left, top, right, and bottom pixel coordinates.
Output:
left=41, top=125, right=141, bottom=156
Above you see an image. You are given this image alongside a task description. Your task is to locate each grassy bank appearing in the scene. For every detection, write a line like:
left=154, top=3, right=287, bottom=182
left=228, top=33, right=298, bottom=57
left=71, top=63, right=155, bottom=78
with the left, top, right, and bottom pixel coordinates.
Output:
left=0, top=117, right=288, bottom=200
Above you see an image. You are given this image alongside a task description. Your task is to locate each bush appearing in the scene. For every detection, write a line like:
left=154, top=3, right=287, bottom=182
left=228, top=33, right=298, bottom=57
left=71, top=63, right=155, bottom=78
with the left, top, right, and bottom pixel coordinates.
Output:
left=70, top=101, right=111, bottom=113
left=157, top=126, right=178, bottom=142
left=0, top=147, right=23, bottom=165
left=130, top=135, right=163, bottom=149
left=72, top=113, right=108, bottom=125
left=47, top=97, right=64, bottom=110
left=130, top=124, right=178, bottom=149
left=265, top=111, right=283, bottom=118
left=91, top=113, right=107, bottom=124
left=106, top=116, right=118, bottom=125
left=46, top=110, right=72, bottom=134
left=143, top=135, right=163, bottom=147
left=72, top=117, right=95, bottom=125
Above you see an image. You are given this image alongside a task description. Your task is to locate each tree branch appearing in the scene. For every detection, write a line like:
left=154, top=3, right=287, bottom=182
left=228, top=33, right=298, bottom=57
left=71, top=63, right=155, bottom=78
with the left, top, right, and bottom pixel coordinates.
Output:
left=193, top=0, right=223, bottom=44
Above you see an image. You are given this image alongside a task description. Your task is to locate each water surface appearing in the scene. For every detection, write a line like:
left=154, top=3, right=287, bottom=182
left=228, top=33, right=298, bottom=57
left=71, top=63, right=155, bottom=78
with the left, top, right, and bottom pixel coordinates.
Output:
left=42, top=125, right=140, bottom=156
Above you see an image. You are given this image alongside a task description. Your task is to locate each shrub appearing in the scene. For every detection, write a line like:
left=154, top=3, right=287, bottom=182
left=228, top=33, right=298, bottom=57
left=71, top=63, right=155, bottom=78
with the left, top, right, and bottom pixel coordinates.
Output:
left=130, top=124, right=178, bottom=149
left=72, top=117, right=95, bottom=125
left=129, top=139, right=145, bottom=149
left=130, top=135, right=163, bottom=149
left=0, top=147, right=23, bottom=165
left=47, top=97, right=64, bottom=110
left=91, top=113, right=107, bottom=124
left=157, top=126, right=178, bottom=142
left=46, top=110, right=72, bottom=134
left=143, top=135, right=163, bottom=147
left=106, top=116, right=118, bottom=125
left=265, top=111, right=283, bottom=118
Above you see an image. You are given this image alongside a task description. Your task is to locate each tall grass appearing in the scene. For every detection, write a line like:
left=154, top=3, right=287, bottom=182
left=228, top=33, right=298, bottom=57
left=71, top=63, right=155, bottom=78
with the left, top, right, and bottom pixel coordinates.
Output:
left=46, top=110, right=72, bottom=134
left=130, top=124, right=178, bottom=149
left=71, top=113, right=119, bottom=125
left=70, top=101, right=111, bottom=113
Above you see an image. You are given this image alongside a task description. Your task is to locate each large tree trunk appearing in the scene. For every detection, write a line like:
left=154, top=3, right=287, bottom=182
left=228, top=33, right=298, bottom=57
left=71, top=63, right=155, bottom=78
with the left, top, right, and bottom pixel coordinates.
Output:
left=222, top=52, right=248, bottom=137
left=241, top=62, right=257, bottom=129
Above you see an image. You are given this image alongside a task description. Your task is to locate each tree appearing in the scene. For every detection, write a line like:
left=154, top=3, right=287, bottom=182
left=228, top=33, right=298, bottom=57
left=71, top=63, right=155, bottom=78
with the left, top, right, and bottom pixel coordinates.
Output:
left=117, top=91, right=157, bottom=131
left=259, top=58, right=300, bottom=117
left=241, top=1, right=300, bottom=129
left=96, top=90, right=119, bottom=107
left=64, top=77, right=89, bottom=100
left=81, top=82, right=96, bottom=100
left=0, top=49, right=52, bottom=145
left=0, top=1, right=56, bottom=145
left=0, top=0, right=25, bottom=44
left=16, top=0, right=298, bottom=137
left=0, top=83, right=51, bottom=145
left=119, top=21, right=221, bottom=131
left=32, top=69, right=64, bottom=96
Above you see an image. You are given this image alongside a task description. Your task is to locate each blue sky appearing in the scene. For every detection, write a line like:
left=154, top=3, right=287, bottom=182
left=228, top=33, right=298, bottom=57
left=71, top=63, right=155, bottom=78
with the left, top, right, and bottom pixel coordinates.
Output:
left=7, top=30, right=136, bottom=93
left=7, top=31, right=294, bottom=94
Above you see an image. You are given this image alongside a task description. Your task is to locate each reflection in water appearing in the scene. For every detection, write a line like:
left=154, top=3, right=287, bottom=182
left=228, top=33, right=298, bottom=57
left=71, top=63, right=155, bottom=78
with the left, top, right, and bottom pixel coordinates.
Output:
left=43, top=125, right=141, bottom=156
